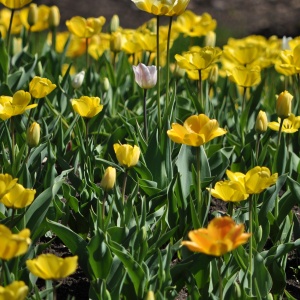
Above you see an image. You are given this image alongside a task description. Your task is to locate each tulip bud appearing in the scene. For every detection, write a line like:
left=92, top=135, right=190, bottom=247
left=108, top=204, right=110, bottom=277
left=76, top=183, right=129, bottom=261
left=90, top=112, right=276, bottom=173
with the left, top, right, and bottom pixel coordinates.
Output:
left=48, top=6, right=60, bottom=29
left=144, top=291, right=155, bottom=300
left=27, top=122, right=40, bottom=148
left=109, top=14, right=119, bottom=33
left=103, top=77, right=110, bottom=91
left=28, top=4, right=38, bottom=27
left=110, top=32, right=122, bottom=52
left=255, top=110, right=268, bottom=133
left=100, top=167, right=116, bottom=191
left=205, top=31, right=216, bottom=47
left=209, top=64, right=219, bottom=85
left=71, top=71, right=85, bottom=89
left=276, top=90, right=293, bottom=119
left=282, top=36, right=292, bottom=50
left=132, top=63, right=157, bottom=89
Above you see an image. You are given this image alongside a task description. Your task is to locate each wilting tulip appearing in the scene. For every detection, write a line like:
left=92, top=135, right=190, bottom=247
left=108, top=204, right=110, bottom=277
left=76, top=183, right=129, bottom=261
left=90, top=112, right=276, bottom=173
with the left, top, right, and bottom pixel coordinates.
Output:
left=276, top=90, right=293, bottom=119
left=71, top=71, right=85, bottom=89
left=0, top=0, right=32, bottom=9
left=100, top=167, right=116, bottom=191
left=26, top=254, right=78, bottom=280
left=133, top=63, right=157, bottom=89
left=0, top=183, right=36, bottom=209
left=29, top=76, right=56, bottom=98
left=0, top=173, right=18, bottom=198
left=27, top=122, right=40, bottom=148
left=268, top=114, right=300, bottom=133
left=113, top=144, right=140, bottom=168
left=209, top=180, right=249, bottom=202
left=255, top=110, right=268, bottom=133
left=66, top=16, right=106, bottom=38
left=0, top=225, right=31, bottom=260
left=167, top=114, right=227, bottom=147
left=0, top=281, right=28, bottom=300
left=71, top=96, right=103, bottom=118
left=131, top=0, right=190, bottom=16
left=182, top=216, right=251, bottom=256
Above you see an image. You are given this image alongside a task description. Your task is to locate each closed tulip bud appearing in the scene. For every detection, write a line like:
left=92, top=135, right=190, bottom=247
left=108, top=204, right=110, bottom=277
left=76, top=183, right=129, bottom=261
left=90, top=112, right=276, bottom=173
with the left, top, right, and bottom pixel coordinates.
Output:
left=255, top=110, right=268, bottom=133
left=28, top=4, right=38, bottom=27
left=71, top=71, right=85, bottom=89
left=110, top=31, right=122, bottom=52
left=276, top=90, right=293, bottom=119
left=113, top=143, right=140, bottom=168
left=48, top=6, right=60, bottom=28
left=145, top=291, right=155, bottom=300
left=27, top=122, right=40, bottom=148
left=205, top=31, right=216, bottom=47
left=132, top=63, right=157, bottom=89
left=103, top=77, right=110, bottom=91
left=109, top=14, right=119, bottom=33
left=209, top=64, right=218, bottom=85
left=100, top=167, right=116, bottom=191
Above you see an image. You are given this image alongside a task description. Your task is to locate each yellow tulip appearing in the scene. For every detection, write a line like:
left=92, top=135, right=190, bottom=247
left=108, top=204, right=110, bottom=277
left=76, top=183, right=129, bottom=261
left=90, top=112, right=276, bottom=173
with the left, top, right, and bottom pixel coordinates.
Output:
left=26, top=254, right=78, bottom=280
left=255, top=110, right=268, bottom=133
left=0, top=281, right=28, bottom=300
left=276, top=90, right=293, bottom=119
left=113, top=144, right=140, bottom=168
left=268, top=114, right=300, bottom=133
left=29, top=76, right=56, bottom=98
left=100, top=167, right=116, bottom=191
left=244, top=167, right=278, bottom=194
left=182, top=216, right=251, bottom=256
left=208, top=180, right=249, bottom=202
left=0, top=91, right=37, bottom=120
left=227, top=65, right=261, bottom=88
left=131, top=0, right=190, bottom=16
left=167, top=114, right=227, bottom=147
left=0, top=173, right=18, bottom=198
left=226, top=167, right=278, bottom=195
left=175, top=47, right=222, bottom=71
left=66, top=16, right=106, bottom=38
left=26, top=122, right=40, bottom=148
left=173, top=11, right=216, bottom=37
left=1, top=183, right=36, bottom=209
left=71, top=96, right=103, bottom=118
left=0, top=0, right=32, bottom=9
left=0, top=225, right=31, bottom=260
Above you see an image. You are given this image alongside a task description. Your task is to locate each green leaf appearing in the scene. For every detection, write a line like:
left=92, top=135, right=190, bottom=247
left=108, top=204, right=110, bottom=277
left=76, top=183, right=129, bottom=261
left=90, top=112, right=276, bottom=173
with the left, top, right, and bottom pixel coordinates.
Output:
left=108, top=240, right=146, bottom=298
left=87, top=229, right=113, bottom=280
left=47, top=219, right=90, bottom=279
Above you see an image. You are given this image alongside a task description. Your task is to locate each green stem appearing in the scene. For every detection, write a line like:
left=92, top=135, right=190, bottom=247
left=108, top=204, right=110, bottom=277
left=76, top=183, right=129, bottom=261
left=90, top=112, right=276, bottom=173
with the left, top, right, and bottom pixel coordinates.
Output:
left=85, top=37, right=89, bottom=68
left=51, top=27, right=57, bottom=51
left=10, top=117, right=15, bottom=166
left=122, top=169, right=128, bottom=204
left=242, top=86, right=247, bottom=112
left=198, top=69, right=203, bottom=112
left=156, top=15, right=162, bottom=132
left=6, top=8, right=15, bottom=52
left=255, top=133, right=261, bottom=163
left=10, top=209, right=15, bottom=227
left=277, top=118, right=285, bottom=147
left=143, top=89, right=148, bottom=141
left=249, top=196, right=253, bottom=296
left=196, top=147, right=203, bottom=224
left=102, top=192, right=107, bottom=221
left=165, top=16, right=173, bottom=108
left=218, top=257, right=223, bottom=300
